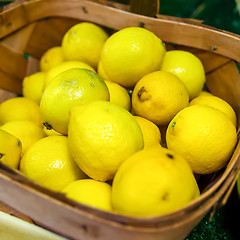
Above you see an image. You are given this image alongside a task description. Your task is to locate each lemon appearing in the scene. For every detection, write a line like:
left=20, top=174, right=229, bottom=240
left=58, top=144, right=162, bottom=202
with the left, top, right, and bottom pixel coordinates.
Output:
left=198, top=90, right=213, bottom=97
left=43, top=124, right=62, bottom=136
left=0, top=120, right=47, bottom=154
left=68, top=100, right=143, bottom=181
left=189, top=95, right=237, bottom=127
left=134, top=116, right=161, bottom=148
left=20, top=136, right=86, bottom=192
left=22, top=71, right=46, bottom=104
left=112, top=146, right=200, bottom=217
left=0, top=97, right=43, bottom=126
left=40, top=46, right=65, bottom=72
left=62, top=179, right=112, bottom=211
left=44, top=60, right=95, bottom=88
left=62, top=22, right=108, bottom=69
left=100, top=27, right=166, bottom=88
left=161, top=50, right=205, bottom=99
left=97, top=60, right=110, bottom=81
left=104, top=80, right=131, bottom=111
left=132, top=71, right=189, bottom=126
left=166, top=105, right=237, bottom=174
left=0, top=129, right=22, bottom=169
left=40, top=68, right=110, bottom=135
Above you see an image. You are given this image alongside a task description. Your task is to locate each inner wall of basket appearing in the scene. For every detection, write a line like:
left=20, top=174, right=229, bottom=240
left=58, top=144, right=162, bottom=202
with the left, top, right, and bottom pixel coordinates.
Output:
left=0, top=21, right=239, bottom=194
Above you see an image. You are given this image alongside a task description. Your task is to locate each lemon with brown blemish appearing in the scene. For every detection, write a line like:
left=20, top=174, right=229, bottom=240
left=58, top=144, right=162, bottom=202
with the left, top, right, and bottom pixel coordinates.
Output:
left=132, top=71, right=189, bottom=126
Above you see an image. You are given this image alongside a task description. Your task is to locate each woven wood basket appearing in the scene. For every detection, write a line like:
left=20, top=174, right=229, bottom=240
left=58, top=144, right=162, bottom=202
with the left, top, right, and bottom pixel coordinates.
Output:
left=0, top=0, right=240, bottom=239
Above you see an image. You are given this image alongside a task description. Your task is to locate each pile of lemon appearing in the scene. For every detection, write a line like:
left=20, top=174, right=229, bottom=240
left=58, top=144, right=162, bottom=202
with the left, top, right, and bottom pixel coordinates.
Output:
left=0, top=22, right=237, bottom=217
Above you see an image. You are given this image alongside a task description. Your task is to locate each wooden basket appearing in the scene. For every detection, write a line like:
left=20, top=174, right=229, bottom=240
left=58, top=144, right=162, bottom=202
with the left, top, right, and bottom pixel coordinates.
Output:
left=0, top=0, right=240, bottom=239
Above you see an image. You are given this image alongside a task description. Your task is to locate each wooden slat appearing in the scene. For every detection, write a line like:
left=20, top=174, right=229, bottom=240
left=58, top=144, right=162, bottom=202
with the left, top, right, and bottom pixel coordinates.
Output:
left=0, top=69, right=22, bottom=94
left=0, top=201, right=33, bottom=223
left=173, top=45, right=231, bottom=74
left=0, top=23, right=36, bottom=92
left=25, top=56, right=40, bottom=76
left=0, top=88, right=17, bottom=103
left=156, top=14, right=204, bottom=25
left=165, top=44, right=231, bottom=74
left=0, top=43, right=27, bottom=78
left=88, top=0, right=129, bottom=11
left=1, top=23, right=36, bottom=53
left=206, top=60, right=240, bottom=115
left=25, top=17, right=79, bottom=59
left=130, top=0, right=159, bottom=17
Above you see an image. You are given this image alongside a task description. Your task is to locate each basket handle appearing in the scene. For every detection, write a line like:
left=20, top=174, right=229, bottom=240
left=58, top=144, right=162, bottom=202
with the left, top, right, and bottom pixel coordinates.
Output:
left=129, top=0, right=159, bottom=17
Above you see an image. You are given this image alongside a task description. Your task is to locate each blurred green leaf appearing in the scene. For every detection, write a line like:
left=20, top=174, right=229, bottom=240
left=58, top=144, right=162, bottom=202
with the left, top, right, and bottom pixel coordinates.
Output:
left=159, top=0, right=240, bottom=34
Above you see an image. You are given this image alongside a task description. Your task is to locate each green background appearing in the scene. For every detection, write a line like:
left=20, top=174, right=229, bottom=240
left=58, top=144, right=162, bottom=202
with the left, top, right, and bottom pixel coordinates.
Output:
left=110, top=0, right=240, bottom=34
left=159, top=0, right=240, bottom=34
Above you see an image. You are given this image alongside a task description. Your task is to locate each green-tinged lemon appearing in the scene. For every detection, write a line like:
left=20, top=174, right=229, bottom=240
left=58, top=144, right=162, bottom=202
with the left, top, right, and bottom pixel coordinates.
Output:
left=40, top=68, right=110, bottom=135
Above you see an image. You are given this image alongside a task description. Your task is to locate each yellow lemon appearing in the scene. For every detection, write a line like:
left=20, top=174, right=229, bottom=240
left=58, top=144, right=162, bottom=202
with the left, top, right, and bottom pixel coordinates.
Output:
left=112, top=146, right=200, bottom=217
left=40, top=68, right=110, bottom=135
left=133, top=116, right=161, bottom=148
left=0, top=97, right=43, bottom=126
left=0, top=129, right=22, bottom=169
left=68, top=100, right=144, bottom=181
left=161, top=50, right=205, bottom=99
left=43, top=124, right=62, bottom=136
left=97, top=60, right=110, bottom=81
left=100, top=27, right=166, bottom=88
left=20, top=136, right=86, bottom=192
left=189, top=95, right=237, bottom=127
left=40, top=46, right=65, bottom=72
left=22, top=71, right=46, bottom=104
left=62, top=22, right=108, bottom=69
left=44, top=60, right=95, bottom=88
left=0, top=120, right=47, bottom=154
left=62, top=179, right=112, bottom=211
left=104, top=80, right=131, bottom=111
left=166, top=105, right=237, bottom=174
left=132, top=71, right=189, bottom=126
left=198, top=90, right=213, bottom=97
